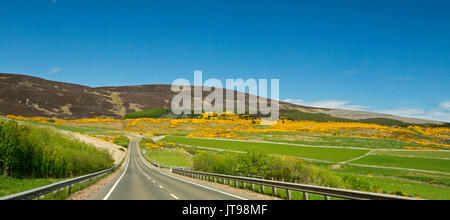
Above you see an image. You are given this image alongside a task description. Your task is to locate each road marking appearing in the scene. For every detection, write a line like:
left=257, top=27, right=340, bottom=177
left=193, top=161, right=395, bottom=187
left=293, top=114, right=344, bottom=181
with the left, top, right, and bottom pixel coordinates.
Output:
left=156, top=171, right=248, bottom=200
left=103, top=141, right=132, bottom=200
left=159, top=185, right=164, bottom=189
left=171, top=194, right=179, bottom=200
left=135, top=154, right=154, bottom=182
left=135, top=144, right=248, bottom=200
left=152, top=180, right=156, bottom=183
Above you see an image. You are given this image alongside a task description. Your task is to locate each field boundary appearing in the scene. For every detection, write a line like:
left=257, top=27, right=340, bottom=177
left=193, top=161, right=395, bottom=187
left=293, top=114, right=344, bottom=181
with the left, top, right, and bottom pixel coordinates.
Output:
left=162, top=137, right=450, bottom=175
left=347, top=163, right=450, bottom=176
left=164, top=135, right=450, bottom=152
left=371, top=152, right=450, bottom=160
left=341, top=150, right=375, bottom=164
left=174, top=143, right=336, bottom=164
left=165, top=135, right=375, bottom=150
left=161, top=136, right=370, bottom=163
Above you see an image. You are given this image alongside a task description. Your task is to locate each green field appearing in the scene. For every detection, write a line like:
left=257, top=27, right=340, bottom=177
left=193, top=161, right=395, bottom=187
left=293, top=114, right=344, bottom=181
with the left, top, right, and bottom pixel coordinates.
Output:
left=347, top=174, right=450, bottom=200
left=237, top=131, right=444, bottom=149
left=373, top=150, right=450, bottom=159
left=161, top=136, right=369, bottom=162
left=310, top=160, right=450, bottom=186
left=351, top=155, right=450, bottom=173
left=183, top=140, right=450, bottom=200
left=14, top=119, right=117, bottom=133
left=124, top=108, right=170, bottom=119
left=143, top=148, right=192, bottom=168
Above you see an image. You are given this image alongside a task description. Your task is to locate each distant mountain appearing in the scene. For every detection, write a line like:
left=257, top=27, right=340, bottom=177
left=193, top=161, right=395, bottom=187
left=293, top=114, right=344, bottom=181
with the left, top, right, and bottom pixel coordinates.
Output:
left=0, top=73, right=445, bottom=125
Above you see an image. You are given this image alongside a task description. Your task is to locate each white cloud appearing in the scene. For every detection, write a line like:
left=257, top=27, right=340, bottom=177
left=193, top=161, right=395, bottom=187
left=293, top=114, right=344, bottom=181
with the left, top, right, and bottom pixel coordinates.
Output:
left=285, top=99, right=450, bottom=122
left=47, top=67, right=61, bottom=75
left=377, top=108, right=426, bottom=116
left=284, top=99, right=370, bottom=111
left=439, top=101, right=450, bottom=111
left=376, top=108, right=450, bottom=123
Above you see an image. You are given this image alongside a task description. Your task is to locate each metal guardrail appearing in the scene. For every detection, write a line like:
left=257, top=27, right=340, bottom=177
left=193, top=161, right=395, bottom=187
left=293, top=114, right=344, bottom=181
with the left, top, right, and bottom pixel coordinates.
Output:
left=173, top=169, right=423, bottom=200
left=0, top=163, right=122, bottom=200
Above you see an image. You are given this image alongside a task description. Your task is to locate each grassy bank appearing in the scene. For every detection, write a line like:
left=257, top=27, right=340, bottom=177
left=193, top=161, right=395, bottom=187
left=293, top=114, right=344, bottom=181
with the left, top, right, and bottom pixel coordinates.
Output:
left=12, top=118, right=118, bottom=133
left=0, top=175, right=64, bottom=197
left=0, top=120, right=114, bottom=178
left=113, top=135, right=130, bottom=148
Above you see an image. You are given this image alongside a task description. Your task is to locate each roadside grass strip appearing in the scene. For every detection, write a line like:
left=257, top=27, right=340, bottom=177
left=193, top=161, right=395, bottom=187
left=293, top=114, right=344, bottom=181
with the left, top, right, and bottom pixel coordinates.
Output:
left=0, top=176, right=64, bottom=197
left=161, top=136, right=370, bottom=163
left=351, top=155, right=450, bottom=174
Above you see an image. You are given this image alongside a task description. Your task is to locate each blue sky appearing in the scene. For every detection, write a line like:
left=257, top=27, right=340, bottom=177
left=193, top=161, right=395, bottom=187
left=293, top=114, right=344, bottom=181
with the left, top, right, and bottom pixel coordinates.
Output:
left=0, top=0, right=449, bottom=121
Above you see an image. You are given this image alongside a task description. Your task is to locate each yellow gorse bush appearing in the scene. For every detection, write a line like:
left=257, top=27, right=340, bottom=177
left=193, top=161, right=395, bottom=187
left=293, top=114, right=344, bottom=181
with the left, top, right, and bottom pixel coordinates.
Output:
left=7, top=114, right=450, bottom=149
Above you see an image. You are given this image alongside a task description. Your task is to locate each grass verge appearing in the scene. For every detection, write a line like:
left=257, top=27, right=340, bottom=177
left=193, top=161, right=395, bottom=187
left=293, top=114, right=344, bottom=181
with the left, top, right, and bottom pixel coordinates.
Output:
left=0, top=175, right=64, bottom=197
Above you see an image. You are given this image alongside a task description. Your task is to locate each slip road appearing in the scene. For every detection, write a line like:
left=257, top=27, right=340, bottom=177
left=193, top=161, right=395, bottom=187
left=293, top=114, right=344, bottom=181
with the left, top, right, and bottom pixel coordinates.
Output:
left=89, top=138, right=259, bottom=200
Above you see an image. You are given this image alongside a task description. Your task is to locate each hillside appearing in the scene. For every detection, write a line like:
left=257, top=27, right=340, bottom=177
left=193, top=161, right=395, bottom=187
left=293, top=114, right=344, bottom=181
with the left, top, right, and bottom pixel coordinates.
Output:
left=0, top=73, right=445, bottom=125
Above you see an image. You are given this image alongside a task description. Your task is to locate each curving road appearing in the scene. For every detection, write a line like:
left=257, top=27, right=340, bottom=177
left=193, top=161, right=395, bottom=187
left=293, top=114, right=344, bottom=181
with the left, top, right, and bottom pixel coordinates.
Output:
left=89, top=139, right=259, bottom=200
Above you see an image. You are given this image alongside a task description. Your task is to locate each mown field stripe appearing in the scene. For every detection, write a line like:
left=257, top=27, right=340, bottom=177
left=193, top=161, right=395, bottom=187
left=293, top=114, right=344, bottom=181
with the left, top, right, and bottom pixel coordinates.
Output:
left=350, top=155, right=450, bottom=174
left=161, top=136, right=369, bottom=163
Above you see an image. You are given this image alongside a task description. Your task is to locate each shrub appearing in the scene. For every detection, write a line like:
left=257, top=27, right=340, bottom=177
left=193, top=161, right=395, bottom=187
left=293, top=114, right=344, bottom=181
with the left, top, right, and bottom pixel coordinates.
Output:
left=192, top=150, right=348, bottom=188
left=192, top=152, right=229, bottom=174
left=0, top=120, right=114, bottom=178
left=139, top=138, right=154, bottom=148
left=113, top=135, right=130, bottom=148
left=340, top=175, right=373, bottom=191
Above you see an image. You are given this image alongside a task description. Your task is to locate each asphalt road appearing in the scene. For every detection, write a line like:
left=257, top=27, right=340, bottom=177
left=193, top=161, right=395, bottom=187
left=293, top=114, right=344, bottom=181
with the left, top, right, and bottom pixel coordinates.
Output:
left=89, top=139, right=259, bottom=200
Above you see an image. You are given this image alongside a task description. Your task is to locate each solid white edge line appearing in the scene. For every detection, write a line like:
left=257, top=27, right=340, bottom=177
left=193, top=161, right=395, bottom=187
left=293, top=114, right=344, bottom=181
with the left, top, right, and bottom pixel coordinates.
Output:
left=102, top=141, right=132, bottom=200
left=157, top=171, right=248, bottom=200
left=136, top=144, right=248, bottom=200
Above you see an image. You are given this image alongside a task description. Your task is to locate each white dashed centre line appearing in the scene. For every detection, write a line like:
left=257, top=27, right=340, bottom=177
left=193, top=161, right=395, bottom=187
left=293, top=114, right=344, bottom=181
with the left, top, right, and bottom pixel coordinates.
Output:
left=171, top=194, right=179, bottom=200
left=159, top=185, right=164, bottom=189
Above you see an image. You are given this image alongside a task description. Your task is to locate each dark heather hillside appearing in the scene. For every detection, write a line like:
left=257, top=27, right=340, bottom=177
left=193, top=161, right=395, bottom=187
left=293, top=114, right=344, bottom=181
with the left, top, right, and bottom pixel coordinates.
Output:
left=0, top=73, right=444, bottom=125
